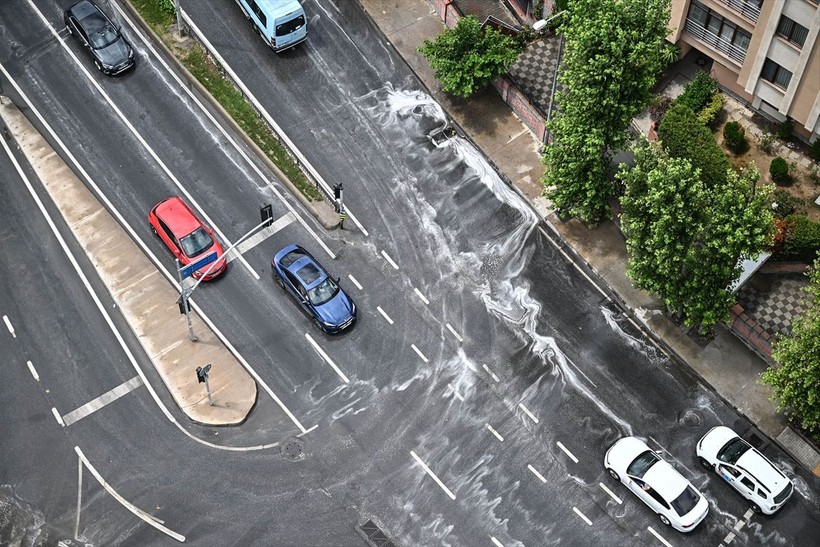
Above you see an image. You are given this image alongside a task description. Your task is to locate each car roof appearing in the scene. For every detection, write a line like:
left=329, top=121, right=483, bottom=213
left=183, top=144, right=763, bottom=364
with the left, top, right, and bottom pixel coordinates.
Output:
left=255, top=0, right=303, bottom=20
left=154, top=197, right=200, bottom=236
left=737, top=449, right=789, bottom=491
left=70, top=0, right=103, bottom=21
left=643, top=460, right=689, bottom=501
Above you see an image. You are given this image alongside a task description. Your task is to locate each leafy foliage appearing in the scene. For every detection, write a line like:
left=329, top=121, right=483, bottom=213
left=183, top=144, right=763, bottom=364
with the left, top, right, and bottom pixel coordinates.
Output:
left=648, top=94, right=673, bottom=122
left=810, top=139, right=820, bottom=162
left=776, top=117, right=795, bottom=140
left=542, top=0, right=672, bottom=224
left=762, top=258, right=820, bottom=434
left=697, top=92, right=723, bottom=126
left=658, top=103, right=731, bottom=188
left=723, top=121, right=746, bottom=153
left=618, top=141, right=775, bottom=333
left=770, top=156, right=791, bottom=185
left=779, top=215, right=820, bottom=262
left=419, top=16, right=525, bottom=98
left=676, top=71, right=718, bottom=113
left=758, top=131, right=777, bottom=154
left=770, top=189, right=804, bottom=218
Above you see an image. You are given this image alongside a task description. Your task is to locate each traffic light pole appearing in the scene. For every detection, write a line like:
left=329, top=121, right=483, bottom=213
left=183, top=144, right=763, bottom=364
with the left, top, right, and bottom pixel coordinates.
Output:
left=176, top=258, right=197, bottom=342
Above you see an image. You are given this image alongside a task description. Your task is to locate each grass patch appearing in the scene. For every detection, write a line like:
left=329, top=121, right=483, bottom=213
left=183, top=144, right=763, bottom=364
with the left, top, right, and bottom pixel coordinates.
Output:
left=130, top=0, right=175, bottom=30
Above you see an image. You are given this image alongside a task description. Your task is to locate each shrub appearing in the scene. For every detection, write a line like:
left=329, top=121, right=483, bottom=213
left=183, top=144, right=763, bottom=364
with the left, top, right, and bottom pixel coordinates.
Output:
left=777, top=117, right=794, bottom=140
left=658, top=103, right=730, bottom=188
left=758, top=131, right=777, bottom=154
left=771, top=189, right=804, bottom=218
left=810, top=139, right=820, bottom=162
left=778, top=215, right=820, bottom=262
left=648, top=94, right=673, bottom=122
left=723, top=121, right=746, bottom=153
left=697, top=92, right=723, bottom=126
left=676, top=71, right=718, bottom=113
left=770, top=157, right=791, bottom=185
left=809, top=164, right=820, bottom=186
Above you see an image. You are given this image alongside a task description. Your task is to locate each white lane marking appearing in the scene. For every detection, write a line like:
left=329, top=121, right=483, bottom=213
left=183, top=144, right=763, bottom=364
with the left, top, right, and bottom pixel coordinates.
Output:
left=0, top=87, right=310, bottom=444
left=482, top=364, right=500, bottom=383
left=599, top=482, right=622, bottom=504
left=518, top=403, right=539, bottom=424
left=52, top=407, right=65, bottom=427
left=647, top=526, right=673, bottom=547
left=227, top=212, right=295, bottom=261
left=411, top=344, right=429, bottom=363
left=734, top=520, right=745, bottom=532
left=445, top=323, right=463, bottom=342
left=177, top=11, right=367, bottom=238
left=377, top=306, right=394, bottom=325
left=25, top=1, right=259, bottom=279
left=3, top=315, right=15, bottom=338
left=743, top=508, right=754, bottom=520
left=557, top=441, right=579, bottom=463
left=74, top=447, right=185, bottom=542
left=62, top=376, right=143, bottom=426
left=348, top=274, right=363, bottom=291
left=486, top=424, right=504, bottom=442
left=410, top=450, right=456, bottom=500
left=572, top=507, right=592, bottom=526
left=527, top=464, right=547, bottom=483
left=447, top=384, right=464, bottom=401
left=724, top=531, right=736, bottom=544
left=413, top=288, right=430, bottom=305
left=26, top=361, right=39, bottom=381
left=380, top=250, right=399, bottom=270
left=305, top=334, right=349, bottom=384
left=490, top=536, right=505, bottom=547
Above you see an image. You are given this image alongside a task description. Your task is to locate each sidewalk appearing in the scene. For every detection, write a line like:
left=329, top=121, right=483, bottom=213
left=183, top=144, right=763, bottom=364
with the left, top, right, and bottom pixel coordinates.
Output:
left=358, top=0, right=820, bottom=476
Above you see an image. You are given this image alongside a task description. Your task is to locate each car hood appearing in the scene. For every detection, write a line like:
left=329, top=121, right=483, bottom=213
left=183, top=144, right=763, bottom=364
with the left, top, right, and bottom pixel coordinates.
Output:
left=697, top=425, right=737, bottom=459
left=315, top=290, right=354, bottom=326
left=95, top=37, right=131, bottom=67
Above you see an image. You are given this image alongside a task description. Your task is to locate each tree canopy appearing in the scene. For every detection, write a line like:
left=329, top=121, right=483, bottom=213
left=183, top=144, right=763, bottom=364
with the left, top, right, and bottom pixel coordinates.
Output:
left=419, top=15, right=525, bottom=98
left=542, top=0, right=673, bottom=224
left=618, top=141, right=775, bottom=332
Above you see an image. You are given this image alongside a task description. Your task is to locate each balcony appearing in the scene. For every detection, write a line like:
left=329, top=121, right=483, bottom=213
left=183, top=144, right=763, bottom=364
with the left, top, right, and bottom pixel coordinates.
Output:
left=713, top=0, right=761, bottom=22
left=684, top=19, right=748, bottom=64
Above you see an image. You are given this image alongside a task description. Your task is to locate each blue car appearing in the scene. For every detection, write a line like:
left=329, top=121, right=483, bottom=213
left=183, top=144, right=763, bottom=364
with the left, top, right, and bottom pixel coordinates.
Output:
left=272, top=244, right=356, bottom=333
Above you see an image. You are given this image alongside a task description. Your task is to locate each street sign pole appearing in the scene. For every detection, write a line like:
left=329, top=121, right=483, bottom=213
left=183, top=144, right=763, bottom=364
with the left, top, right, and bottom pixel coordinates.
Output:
left=196, top=364, right=213, bottom=406
left=176, top=258, right=197, bottom=342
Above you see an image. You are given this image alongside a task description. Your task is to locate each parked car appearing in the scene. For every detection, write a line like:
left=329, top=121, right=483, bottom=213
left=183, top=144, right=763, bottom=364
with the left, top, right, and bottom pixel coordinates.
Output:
left=697, top=425, right=793, bottom=514
left=604, top=436, right=709, bottom=532
left=148, top=197, right=226, bottom=281
left=64, top=0, right=135, bottom=75
left=271, top=244, right=356, bottom=333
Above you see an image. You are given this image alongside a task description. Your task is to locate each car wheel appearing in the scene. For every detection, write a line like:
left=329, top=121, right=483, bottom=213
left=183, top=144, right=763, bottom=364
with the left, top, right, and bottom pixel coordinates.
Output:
left=751, top=503, right=762, bottom=514
left=150, top=225, right=158, bottom=237
left=658, top=513, right=671, bottom=527
left=607, top=468, right=620, bottom=482
left=698, top=457, right=713, bottom=471
left=275, top=276, right=285, bottom=289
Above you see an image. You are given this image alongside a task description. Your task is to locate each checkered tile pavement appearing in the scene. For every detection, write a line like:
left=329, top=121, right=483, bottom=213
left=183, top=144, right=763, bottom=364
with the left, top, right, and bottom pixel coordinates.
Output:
left=737, top=275, right=811, bottom=336
left=508, top=34, right=563, bottom=117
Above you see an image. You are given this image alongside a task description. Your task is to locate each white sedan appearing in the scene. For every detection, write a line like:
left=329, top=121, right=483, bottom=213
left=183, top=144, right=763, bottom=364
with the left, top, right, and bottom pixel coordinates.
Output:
left=604, top=437, right=709, bottom=532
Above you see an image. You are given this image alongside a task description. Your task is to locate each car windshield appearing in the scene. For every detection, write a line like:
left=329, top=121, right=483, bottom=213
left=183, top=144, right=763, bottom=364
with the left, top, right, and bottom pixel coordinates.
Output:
left=717, top=438, right=751, bottom=464
left=179, top=227, right=213, bottom=258
left=276, top=15, right=305, bottom=37
left=307, top=277, right=339, bottom=306
left=670, top=485, right=700, bottom=517
left=627, top=450, right=660, bottom=479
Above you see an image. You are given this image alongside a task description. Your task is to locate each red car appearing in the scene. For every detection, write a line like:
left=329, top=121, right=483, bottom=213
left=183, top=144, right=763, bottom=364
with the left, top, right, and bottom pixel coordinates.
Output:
left=148, top=196, right=227, bottom=281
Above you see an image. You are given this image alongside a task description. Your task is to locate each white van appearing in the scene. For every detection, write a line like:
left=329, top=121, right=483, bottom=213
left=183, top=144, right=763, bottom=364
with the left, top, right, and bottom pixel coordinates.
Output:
left=235, top=0, right=307, bottom=52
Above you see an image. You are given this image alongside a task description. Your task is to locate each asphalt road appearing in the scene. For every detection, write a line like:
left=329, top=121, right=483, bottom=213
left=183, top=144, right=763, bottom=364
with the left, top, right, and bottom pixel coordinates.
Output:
left=0, top=0, right=818, bottom=545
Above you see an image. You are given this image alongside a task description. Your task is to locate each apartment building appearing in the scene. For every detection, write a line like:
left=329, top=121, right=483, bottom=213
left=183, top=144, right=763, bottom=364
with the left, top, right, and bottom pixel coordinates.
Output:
left=669, top=0, right=820, bottom=142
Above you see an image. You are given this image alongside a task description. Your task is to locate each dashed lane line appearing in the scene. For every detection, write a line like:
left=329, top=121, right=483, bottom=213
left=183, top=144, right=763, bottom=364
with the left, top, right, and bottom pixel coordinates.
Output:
left=446, top=323, right=463, bottom=342
left=724, top=531, right=736, bottom=544
left=411, top=344, right=429, bottom=363
left=486, top=424, right=504, bottom=442
left=62, top=376, right=143, bottom=426
left=527, top=464, right=547, bottom=484
left=26, top=361, right=39, bottom=381
left=410, top=450, right=456, bottom=500
left=599, top=482, right=622, bottom=504
left=518, top=403, right=539, bottom=424
left=557, top=441, right=579, bottom=463
left=647, top=526, right=673, bottom=547
left=490, top=536, right=505, bottom=547
left=381, top=250, right=399, bottom=270
left=573, top=507, right=592, bottom=526
left=377, top=306, right=394, bottom=325
left=52, top=407, right=65, bottom=427
left=482, top=364, right=500, bottom=383
left=348, top=274, right=363, bottom=291
left=414, top=287, right=430, bottom=305
left=3, top=315, right=15, bottom=338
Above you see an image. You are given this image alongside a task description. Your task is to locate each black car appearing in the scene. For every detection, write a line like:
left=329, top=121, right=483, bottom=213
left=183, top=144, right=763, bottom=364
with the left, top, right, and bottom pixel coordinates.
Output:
left=64, top=0, right=134, bottom=75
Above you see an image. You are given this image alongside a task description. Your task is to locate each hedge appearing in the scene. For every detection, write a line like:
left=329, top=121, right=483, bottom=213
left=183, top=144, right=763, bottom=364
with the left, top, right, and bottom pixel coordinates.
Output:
left=658, top=103, right=730, bottom=187
left=676, top=71, right=718, bottom=113
left=779, top=215, right=820, bottom=262
left=770, top=156, right=791, bottom=185
left=723, top=121, right=745, bottom=153
left=697, top=92, right=723, bottom=126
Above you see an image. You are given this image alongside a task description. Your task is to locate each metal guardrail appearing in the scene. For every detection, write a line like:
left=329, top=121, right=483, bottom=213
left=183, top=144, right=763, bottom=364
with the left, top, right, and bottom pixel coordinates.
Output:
left=714, top=0, right=761, bottom=22
left=684, top=19, right=748, bottom=64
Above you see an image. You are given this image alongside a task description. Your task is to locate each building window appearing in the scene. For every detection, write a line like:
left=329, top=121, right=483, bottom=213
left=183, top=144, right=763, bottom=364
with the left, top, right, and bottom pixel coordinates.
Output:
left=761, top=59, right=793, bottom=90
left=685, top=2, right=752, bottom=64
left=776, top=16, right=809, bottom=48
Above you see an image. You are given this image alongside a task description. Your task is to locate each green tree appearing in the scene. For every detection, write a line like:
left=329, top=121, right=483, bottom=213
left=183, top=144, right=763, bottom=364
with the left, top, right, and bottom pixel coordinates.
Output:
left=762, top=259, right=820, bottom=434
left=542, top=0, right=672, bottom=224
left=618, top=141, right=775, bottom=332
left=418, top=16, right=525, bottom=98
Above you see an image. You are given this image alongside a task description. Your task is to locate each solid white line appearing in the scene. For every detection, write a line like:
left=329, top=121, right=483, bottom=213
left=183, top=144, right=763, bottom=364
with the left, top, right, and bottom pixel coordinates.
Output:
left=557, top=441, right=579, bottom=463
left=573, top=507, right=592, bottom=526
left=518, top=403, right=539, bottom=424
left=0, top=79, right=309, bottom=444
left=381, top=250, right=399, bottom=270
left=647, top=526, right=673, bottom=547
left=52, top=407, right=65, bottom=427
left=413, top=288, right=430, bottom=305
left=377, top=306, right=394, bottom=325
left=305, top=333, right=349, bottom=383
left=348, top=274, right=363, bottom=291
left=445, top=323, right=463, bottom=342
left=538, top=226, right=609, bottom=300
left=724, top=531, right=736, bottom=544
left=482, top=364, right=500, bottom=383
left=527, top=464, right=547, bottom=483
left=26, top=361, right=39, bottom=381
left=486, top=424, right=504, bottom=442
left=62, top=376, right=143, bottom=426
left=599, top=482, right=622, bottom=504
left=3, top=315, right=15, bottom=338
left=411, top=344, right=429, bottom=363
left=490, top=536, right=505, bottom=547
left=75, top=447, right=186, bottom=542
left=410, top=450, right=456, bottom=500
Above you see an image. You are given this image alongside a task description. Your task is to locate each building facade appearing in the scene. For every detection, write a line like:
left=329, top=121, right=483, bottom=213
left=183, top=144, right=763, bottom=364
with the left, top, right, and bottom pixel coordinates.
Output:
left=669, top=0, right=820, bottom=142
